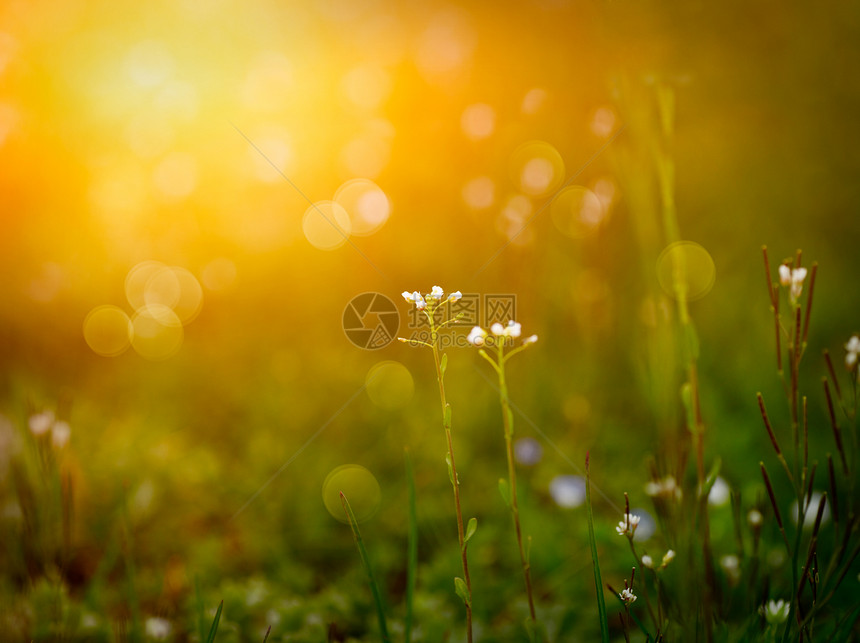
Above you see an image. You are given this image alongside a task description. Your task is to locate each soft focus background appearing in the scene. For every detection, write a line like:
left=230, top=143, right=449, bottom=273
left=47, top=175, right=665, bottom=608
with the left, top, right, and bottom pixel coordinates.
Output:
left=1, top=0, right=859, bottom=640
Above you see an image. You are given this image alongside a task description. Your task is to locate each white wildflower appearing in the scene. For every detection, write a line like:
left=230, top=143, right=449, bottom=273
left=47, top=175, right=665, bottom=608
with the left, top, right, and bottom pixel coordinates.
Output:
left=523, top=334, right=538, bottom=345
left=661, top=549, right=676, bottom=567
left=747, top=509, right=763, bottom=528
left=51, top=421, right=71, bottom=448
left=467, top=326, right=488, bottom=347
left=28, top=411, right=55, bottom=436
left=616, top=512, right=640, bottom=537
left=505, top=320, right=522, bottom=338
left=429, top=285, right=444, bottom=300
left=620, top=588, right=637, bottom=604
left=845, top=335, right=860, bottom=370
left=641, top=555, right=654, bottom=568
left=449, top=290, right=462, bottom=302
left=145, top=616, right=172, bottom=639
left=779, top=264, right=807, bottom=304
left=401, top=290, right=426, bottom=310
left=759, top=599, right=789, bottom=625
left=491, top=322, right=505, bottom=336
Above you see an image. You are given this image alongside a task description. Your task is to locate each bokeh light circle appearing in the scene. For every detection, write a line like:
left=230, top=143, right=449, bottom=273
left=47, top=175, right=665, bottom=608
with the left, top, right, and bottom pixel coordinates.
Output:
left=83, top=305, right=133, bottom=357
left=656, top=241, right=716, bottom=302
left=365, top=361, right=414, bottom=410
left=550, top=186, right=605, bottom=239
left=126, top=260, right=167, bottom=310
left=510, top=141, right=565, bottom=196
left=322, top=465, right=382, bottom=524
left=333, top=179, right=390, bottom=236
left=303, top=201, right=352, bottom=250
left=131, top=304, right=184, bottom=361
left=145, top=266, right=203, bottom=324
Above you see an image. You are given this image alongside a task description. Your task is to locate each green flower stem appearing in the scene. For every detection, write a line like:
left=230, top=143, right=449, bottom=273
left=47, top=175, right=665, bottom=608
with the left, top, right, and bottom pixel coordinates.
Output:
left=428, top=312, right=473, bottom=643
left=495, top=342, right=537, bottom=623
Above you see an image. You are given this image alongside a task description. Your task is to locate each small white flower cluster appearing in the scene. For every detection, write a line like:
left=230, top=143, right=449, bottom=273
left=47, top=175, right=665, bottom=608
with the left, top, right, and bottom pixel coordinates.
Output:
left=645, top=475, right=682, bottom=501
left=620, top=587, right=637, bottom=604
left=466, top=320, right=538, bottom=347
left=28, top=411, right=71, bottom=449
left=401, top=286, right=462, bottom=311
left=845, top=334, right=860, bottom=371
left=778, top=264, right=807, bottom=304
left=759, top=598, right=789, bottom=625
left=615, top=511, right=641, bottom=537
left=641, top=549, right=675, bottom=570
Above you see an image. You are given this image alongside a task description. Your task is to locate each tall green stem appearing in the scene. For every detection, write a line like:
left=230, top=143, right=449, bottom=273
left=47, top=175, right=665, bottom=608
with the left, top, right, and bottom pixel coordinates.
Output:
left=497, top=346, right=537, bottom=622
left=430, top=319, right=473, bottom=643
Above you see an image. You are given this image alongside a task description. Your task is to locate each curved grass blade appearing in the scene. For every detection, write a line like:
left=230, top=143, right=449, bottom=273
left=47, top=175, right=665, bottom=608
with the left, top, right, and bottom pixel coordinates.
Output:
left=341, top=492, right=391, bottom=643
left=405, top=450, right=418, bottom=643
left=206, top=600, right=223, bottom=643
left=586, top=453, right=610, bottom=643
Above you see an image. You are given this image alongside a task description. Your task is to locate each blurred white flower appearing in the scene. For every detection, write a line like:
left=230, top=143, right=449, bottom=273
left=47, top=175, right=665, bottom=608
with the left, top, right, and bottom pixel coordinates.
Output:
left=760, top=599, right=789, bottom=625
left=51, top=421, right=71, bottom=448
left=549, top=475, right=586, bottom=508
left=145, top=616, right=172, bottom=639
left=641, top=555, right=654, bottom=568
left=490, top=320, right=522, bottom=338
left=662, top=549, right=676, bottom=567
left=429, top=285, right=444, bottom=300
left=620, top=588, right=637, bottom=604
left=845, top=334, right=860, bottom=370
left=467, top=326, right=488, bottom=346
left=707, top=476, right=731, bottom=506
left=449, top=290, right=462, bottom=302
left=720, top=554, right=740, bottom=583
left=645, top=475, right=682, bottom=501
left=779, top=265, right=807, bottom=304
left=28, top=411, right=55, bottom=436
left=748, top=509, right=763, bottom=527
left=523, top=334, right=538, bottom=345
left=513, top=437, right=542, bottom=466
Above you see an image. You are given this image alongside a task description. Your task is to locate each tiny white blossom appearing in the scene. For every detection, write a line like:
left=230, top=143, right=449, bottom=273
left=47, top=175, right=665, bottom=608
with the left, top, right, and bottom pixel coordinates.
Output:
left=645, top=476, right=681, bottom=500
left=845, top=335, right=860, bottom=370
left=506, top=320, right=522, bottom=338
left=467, top=326, right=488, bottom=347
left=641, top=555, right=654, bottom=568
left=491, top=322, right=505, bottom=336
left=616, top=512, right=640, bottom=537
left=760, top=599, right=789, bottom=625
left=620, top=588, right=637, bottom=604
left=28, top=411, right=55, bottom=436
left=406, top=291, right=426, bottom=310
left=662, top=549, right=676, bottom=567
left=449, top=290, right=462, bottom=302
left=429, top=285, right=444, bottom=300
left=523, top=334, right=538, bottom=345
left=779, top=265, right=807, bottom=303
left=145, top=616, right=172, bottom=639
left=51, top=421, right=71, bottom=448
left=747, top=509, right=763, bottom=527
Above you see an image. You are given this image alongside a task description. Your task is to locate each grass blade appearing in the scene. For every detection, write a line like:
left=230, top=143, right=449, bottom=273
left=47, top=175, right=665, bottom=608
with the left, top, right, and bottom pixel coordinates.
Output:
left=206, top=600, right=223, bottom=643
left=585, top=453, right=610, bottom=643
left=405, top=449, right=418, bottom=643
left=341, top=492, right=391, bottom=642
